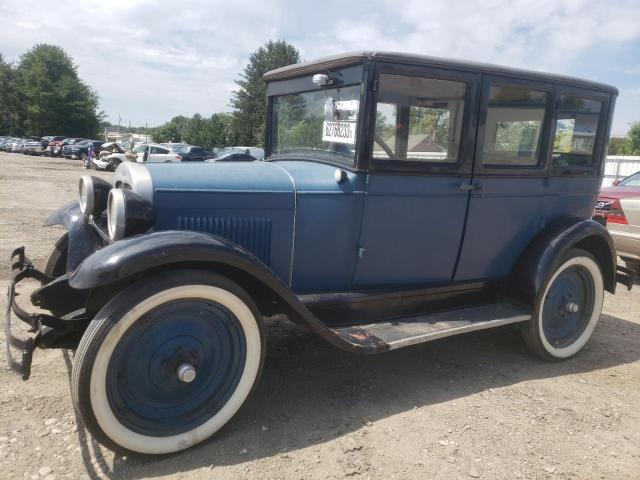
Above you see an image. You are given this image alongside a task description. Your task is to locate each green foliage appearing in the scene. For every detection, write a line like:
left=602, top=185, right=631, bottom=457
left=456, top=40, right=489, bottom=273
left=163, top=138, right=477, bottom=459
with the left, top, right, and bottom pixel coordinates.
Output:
left=0, top=53, right=17, bottom=134
left=629, top=121, right=640, bottom=155
left=607, top=136, right=632, bottom=155
left=231, top=40, right=300, bottom=147
left=151, top=113, right=233, bottom=149
left=8, top=44, right=102, bottom=137
left=608, top=122, right=640, bottom=156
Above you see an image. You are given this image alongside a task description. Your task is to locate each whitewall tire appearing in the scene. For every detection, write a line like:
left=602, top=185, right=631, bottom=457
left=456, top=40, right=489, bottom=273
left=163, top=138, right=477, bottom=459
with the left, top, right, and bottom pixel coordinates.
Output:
left=523, top=249, right=604, bottom=360
left=72, top=270, right=265, bottom=454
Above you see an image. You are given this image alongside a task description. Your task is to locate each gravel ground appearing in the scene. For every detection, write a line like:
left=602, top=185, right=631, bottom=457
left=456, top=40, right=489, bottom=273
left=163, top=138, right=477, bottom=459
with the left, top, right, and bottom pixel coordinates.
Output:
left=0, top=151, right=639, bottom=480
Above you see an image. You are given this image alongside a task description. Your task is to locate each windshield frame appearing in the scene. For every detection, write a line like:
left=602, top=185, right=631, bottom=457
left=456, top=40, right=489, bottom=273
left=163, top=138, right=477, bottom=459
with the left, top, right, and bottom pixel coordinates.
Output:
left=265, top=63, right=368, bottom=170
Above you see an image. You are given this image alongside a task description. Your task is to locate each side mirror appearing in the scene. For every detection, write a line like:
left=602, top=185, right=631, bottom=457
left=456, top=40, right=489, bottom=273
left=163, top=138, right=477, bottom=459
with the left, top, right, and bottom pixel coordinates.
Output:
left=142, top=149, right=149, bottom=162
left=613, top=178, right=621, bottom=186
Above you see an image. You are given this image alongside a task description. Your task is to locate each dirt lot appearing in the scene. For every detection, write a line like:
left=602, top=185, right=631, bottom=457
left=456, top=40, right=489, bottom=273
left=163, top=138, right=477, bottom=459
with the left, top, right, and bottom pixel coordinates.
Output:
left=0, top=151, right=638, bottom=480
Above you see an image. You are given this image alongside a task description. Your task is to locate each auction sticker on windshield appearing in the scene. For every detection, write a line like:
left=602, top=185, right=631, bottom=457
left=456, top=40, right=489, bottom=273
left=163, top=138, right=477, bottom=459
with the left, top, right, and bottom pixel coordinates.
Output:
left=323, top=121, right=356, bottom=144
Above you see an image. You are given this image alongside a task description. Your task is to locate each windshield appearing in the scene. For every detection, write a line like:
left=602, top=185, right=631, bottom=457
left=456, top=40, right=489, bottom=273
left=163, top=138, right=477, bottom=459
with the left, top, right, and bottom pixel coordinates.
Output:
left=272, top=84, right=361, bottom=165
left=619, top=171, right=640, bottom=187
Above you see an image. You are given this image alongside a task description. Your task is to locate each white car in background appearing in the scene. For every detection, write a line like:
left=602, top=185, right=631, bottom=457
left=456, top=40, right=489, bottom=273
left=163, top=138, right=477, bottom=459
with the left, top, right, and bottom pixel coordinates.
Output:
left=595, top=171, right=640, bottom=275
left=133, top=144, right=182, bottom=163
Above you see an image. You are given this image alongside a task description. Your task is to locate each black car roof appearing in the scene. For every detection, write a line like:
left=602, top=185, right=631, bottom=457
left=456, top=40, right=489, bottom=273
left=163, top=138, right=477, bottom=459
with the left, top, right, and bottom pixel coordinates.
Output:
left=263, top=51, right=618, bottom=95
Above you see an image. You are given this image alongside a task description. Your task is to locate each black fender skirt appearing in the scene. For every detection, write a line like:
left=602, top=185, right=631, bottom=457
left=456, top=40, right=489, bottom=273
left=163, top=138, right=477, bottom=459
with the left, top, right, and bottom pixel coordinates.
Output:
left=68, top=230, right=366, bottom=353
left=508, top=216, right=618, bottom=305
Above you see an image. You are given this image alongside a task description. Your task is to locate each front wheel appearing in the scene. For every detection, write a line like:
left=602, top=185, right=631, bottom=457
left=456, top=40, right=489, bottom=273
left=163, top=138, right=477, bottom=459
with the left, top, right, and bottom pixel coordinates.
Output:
left=522, top=249, right=604, bottom=361
left=72, top=270, right=265, bottom=454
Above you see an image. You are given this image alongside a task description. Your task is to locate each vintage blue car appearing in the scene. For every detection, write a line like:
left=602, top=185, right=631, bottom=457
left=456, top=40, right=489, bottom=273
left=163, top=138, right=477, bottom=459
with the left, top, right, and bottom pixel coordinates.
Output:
left=6, top=52, right=635, bottom=454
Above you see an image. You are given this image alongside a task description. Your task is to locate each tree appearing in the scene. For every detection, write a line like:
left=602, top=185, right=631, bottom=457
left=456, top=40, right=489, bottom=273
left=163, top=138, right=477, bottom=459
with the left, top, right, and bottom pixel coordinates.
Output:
left=607, top=136, right=631, bottom=155
left=151, top=113, right=234, bottom=149
left=14, top=44, right=102, bottom=137
left=152, top=122, right=182, bottom=143
left=0, top=53, right=16, bottom=134
left=629, top=121, right=640, bottom=155
left=230, top=40, right=300, bottom=147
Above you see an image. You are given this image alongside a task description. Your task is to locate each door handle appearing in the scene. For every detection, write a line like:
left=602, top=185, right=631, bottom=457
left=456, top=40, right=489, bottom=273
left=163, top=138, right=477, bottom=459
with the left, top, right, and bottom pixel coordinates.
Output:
left=459, top=181, right=484, bottom=197
left=459, top=182, right=476, bottom=192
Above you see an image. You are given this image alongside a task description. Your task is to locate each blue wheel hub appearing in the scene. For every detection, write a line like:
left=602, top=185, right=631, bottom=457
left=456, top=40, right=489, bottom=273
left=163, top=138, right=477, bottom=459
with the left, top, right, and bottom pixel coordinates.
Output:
left=106, top=300, right=246, bottom=437
left=542, top=265, right=595, bottom=348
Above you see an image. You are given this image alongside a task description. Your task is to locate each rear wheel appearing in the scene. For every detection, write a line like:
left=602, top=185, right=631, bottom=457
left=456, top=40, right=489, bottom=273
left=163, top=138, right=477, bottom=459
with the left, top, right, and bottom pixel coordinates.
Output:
left=72, top=270, right=265, bottom=454
left=523, top=249, right=604, bottom=360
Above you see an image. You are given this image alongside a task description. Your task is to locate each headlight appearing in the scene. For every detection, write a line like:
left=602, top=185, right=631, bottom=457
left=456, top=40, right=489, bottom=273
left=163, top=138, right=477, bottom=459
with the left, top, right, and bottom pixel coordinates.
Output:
left=106, top=188, right=154, bottom=241
left=78, top=175, right=112, bottom=215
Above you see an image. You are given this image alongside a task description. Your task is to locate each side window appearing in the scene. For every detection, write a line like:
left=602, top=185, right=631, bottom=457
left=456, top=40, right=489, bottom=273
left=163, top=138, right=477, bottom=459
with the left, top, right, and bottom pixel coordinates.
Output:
left=373, top=74, right=466, bottom=163
left=552, top=95, right=602, bottom=168
left=481, top=85, right=550, bottom=166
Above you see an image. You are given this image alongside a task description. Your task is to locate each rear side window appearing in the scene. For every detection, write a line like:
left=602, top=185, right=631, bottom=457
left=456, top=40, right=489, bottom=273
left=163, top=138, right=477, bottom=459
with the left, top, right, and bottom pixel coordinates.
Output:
left=481, top=85, right=550, bottom=166
left=373, top=74, right=467, bottom=163
left=552, top=95, right=602, bottom=168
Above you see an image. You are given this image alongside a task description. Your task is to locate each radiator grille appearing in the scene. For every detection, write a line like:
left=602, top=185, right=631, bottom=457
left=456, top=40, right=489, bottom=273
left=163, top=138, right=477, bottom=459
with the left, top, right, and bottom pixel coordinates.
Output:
left=176, top=216, right=272, bottom=263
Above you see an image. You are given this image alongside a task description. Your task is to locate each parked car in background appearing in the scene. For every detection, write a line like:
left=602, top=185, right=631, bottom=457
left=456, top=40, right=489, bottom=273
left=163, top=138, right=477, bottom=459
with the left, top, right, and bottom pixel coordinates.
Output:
left=8, top=138, right=28, bottom=153
left=0, top=137, right=18, bottom=151
left=6, top=52, right=632, bottom=455
left=132, top=143, right=182, bottom=163
left=171, top=144, right=207, bottom=161
left=61, top=138, right=88, bottom=158
left=205, top=151, right=257, bottom=162
left=91, top=143, right=135, bottom=171
left=24, top=136, right=63, bottom=156
left=63, top=139, right=103, bottom=161
left=232, top=146, right=264, bottom=160
left=595, top=171, right=640, bottom=273
left=46, top=136, right=68, bottom=157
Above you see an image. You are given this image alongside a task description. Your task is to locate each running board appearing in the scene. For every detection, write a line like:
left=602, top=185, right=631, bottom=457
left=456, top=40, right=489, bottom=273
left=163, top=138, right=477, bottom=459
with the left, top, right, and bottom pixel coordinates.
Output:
left=329, top=302, right=531, bottom=351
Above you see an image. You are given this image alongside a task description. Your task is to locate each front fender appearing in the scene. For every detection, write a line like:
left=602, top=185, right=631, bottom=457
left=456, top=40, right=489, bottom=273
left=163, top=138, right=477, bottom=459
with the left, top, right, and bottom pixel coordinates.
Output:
left=508, top=216, right=617, bottom=305
left=68, top=230, right=365, bottom=353
left=69, top=230, right=279, bottom=289
left=43, top=201, right=104, bottom=271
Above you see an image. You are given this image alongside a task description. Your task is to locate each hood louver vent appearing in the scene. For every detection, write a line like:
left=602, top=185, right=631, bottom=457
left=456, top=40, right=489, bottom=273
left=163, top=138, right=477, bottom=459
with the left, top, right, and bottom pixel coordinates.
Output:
left=177, top=216, right=272, bottom=263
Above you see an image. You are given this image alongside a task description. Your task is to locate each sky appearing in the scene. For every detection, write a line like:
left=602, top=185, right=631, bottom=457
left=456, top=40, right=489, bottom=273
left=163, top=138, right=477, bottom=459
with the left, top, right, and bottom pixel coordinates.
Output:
left=1, top=0, right=639, bottom=135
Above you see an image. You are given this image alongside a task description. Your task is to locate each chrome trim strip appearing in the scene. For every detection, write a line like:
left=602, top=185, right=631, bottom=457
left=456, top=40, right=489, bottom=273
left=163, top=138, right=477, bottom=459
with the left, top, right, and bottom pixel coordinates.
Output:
left=267, top=163, right=297, bottom=287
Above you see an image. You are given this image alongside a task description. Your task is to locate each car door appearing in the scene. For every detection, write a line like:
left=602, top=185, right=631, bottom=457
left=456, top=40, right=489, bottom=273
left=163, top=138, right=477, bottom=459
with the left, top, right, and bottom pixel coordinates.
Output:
left=454, top=78, right=609, bottom=281
left=353, top=64, right=479, bottom=287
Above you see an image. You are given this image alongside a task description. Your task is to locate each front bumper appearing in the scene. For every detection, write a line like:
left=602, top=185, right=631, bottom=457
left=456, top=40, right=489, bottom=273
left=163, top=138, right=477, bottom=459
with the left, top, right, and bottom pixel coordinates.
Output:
left=5, top=247, right=87, bottom=380
left=5, top=247, right=52, bottom=380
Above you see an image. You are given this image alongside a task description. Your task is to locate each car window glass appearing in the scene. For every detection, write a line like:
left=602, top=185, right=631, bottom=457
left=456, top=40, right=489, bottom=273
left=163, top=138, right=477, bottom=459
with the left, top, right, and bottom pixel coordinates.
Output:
left=619, top=172, right=640, bottom=186
left=373, top=74, right=466, bottom=162
left=482, top=85, right=549, bottom=166
left=552, top=95, right=602, bottom=168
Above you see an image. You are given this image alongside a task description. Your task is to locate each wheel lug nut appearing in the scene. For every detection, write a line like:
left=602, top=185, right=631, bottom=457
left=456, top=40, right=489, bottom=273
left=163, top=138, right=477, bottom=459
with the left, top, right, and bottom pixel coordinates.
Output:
left=177, top=363, right=196, bottom=383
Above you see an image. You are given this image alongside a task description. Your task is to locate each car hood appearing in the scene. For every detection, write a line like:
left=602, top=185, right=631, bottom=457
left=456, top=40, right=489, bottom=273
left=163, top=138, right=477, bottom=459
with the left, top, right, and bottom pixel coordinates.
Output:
left=145, top=159, right=365, bottom=197
left=146, top=160, right=295, bottom=195
left=598, top=185, right=640, bottom=200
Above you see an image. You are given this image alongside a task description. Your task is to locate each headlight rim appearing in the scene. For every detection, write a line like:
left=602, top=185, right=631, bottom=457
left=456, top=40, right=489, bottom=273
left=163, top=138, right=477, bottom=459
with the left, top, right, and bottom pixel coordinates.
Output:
left=107, top=188, right=127, bottom=241
left=78, top=175, right=94, bottom=215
